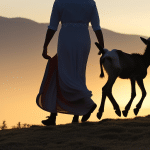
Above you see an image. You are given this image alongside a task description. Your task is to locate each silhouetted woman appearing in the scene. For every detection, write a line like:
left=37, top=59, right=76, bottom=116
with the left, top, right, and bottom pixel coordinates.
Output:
left=36, top=0, right=104, bottom=125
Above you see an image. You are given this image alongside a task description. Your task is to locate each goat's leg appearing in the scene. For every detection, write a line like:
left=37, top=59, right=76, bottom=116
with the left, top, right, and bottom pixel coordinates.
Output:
left=104, top=75, right=121, bottom=117
left=107, top=92, right=121, bottom=117
left=134, top=79, right=146, bottom=116
left=97, top=90, right=106, bottom=120
left=122, top=79, right=136, bottom=117
left=97, top=75, right=116, bottom=120
left=97, top=74, right=116, bottom=120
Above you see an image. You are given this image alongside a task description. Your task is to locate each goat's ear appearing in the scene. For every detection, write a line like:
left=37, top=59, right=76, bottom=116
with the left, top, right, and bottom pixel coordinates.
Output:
left=140, top=37, right=148, bottom=45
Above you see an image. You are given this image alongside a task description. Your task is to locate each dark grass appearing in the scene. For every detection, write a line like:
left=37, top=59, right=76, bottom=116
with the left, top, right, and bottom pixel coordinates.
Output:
left=0, top=115, right=150, bottom=150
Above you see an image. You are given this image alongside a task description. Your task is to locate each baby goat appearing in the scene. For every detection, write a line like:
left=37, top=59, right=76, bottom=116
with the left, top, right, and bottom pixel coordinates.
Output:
left=95, top=37, right=150, bottom=120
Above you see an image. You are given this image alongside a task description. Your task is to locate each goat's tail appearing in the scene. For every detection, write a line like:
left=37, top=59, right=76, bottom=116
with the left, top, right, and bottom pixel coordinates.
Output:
left=100, top=59, right=104, bottom=78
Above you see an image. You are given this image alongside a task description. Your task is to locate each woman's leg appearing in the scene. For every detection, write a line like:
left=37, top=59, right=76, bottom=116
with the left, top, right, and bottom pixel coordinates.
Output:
left=42, top=113, right=79, bottom=125
left=72, top=115, right=79, bottom=123
left=42, top=113, right=57, bottom=126
left=81, top=104, right=97, bottom=122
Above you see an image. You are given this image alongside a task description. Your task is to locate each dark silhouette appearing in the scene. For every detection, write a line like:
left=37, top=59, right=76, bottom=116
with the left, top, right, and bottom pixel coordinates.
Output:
left=37, top=0, right=104, bottom=126
left=95, top=37, right=150, bottom=120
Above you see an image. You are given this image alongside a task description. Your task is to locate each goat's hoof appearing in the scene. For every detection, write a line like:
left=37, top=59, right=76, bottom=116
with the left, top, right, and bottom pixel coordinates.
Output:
left=122, top=110, right=128, bottom=117
left=115, top=109, right=121, bottom=117
left=134, top=108, right=139, bottom=116
left=97, top=112, right=103, bottom=120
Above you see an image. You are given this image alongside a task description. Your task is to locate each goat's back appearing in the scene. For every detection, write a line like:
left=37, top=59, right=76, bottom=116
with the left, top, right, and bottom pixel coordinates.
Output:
left=116, top=50, right=147, bottom=79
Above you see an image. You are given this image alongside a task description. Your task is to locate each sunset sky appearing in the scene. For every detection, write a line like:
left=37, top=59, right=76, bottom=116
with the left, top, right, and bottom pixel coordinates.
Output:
left=1, top=0, right=150, bottom=36
left=1, top=0, right=150, bottom=129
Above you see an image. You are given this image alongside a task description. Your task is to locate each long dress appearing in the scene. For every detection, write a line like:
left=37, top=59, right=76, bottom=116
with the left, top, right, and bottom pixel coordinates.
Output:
left=36, top=0, right=101, bottom=115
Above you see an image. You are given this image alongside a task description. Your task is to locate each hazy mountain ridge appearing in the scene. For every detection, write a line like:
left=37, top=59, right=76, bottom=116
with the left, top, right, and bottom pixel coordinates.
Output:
left=0, top=16, right=148, bottom=81
left=0, top=16, right=147, bottom=53
left=0, top=17, right=148, bottom=75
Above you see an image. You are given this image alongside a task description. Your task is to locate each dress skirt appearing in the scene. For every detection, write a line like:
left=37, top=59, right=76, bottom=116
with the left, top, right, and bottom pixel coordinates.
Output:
left=36, top=25, right=96, bottom=115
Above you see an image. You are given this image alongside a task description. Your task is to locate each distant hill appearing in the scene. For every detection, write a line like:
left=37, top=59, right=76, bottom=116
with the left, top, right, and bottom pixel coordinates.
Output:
left=0, top=16, right=148, bottom=71
left=0, top=16, right=147, bottom=53
left=1, top=16, right=149, bottom=80
left=1, top=16, right=149, bottom=74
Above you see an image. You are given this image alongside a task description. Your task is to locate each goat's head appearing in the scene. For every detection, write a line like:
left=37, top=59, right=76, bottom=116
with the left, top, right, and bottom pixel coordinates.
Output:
left=140, top=37, right=150, bottom=66
left=95, top=42, right=105, bottom=55
left=140, top=37, right=150, bottom=46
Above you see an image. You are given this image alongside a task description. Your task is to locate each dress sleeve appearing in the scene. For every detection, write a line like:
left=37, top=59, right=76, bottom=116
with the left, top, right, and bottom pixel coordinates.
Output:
left=91, top=3, right=101, bottom=31
left=48, top=2, right=61, bottom=31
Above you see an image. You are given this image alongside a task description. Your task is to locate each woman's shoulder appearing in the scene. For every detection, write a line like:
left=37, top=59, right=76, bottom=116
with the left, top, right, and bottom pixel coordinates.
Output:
left=54, top=0, right=96, bottom=5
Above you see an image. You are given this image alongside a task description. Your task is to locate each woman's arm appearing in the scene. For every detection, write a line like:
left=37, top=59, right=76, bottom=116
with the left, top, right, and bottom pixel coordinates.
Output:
left=43, top=29, right=56, bottom=48
left=94, top=29, right=104, bottom=49
left=42, top=29, right=56, bottom=59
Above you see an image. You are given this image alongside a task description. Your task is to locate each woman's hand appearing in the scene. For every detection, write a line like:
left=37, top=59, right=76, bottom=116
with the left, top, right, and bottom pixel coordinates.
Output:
left=42, top=47, right=51, bottom=60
